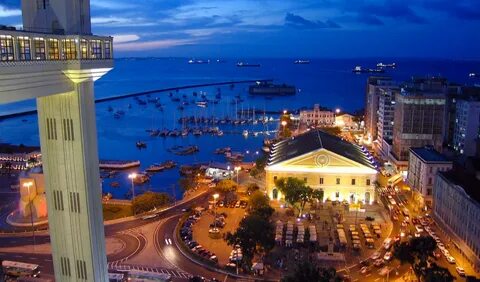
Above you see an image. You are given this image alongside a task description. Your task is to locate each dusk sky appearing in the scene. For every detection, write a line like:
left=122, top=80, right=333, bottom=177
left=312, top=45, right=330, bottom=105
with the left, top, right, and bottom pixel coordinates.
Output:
left=1, top=0, right=480, bottom=59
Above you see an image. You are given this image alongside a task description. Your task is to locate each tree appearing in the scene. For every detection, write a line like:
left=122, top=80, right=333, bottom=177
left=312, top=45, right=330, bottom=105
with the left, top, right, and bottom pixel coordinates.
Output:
left=246, top=183, right=260, bottom=194
left=225, top=214, right=274, bottom=267
left=132, top=191, right=171, bottom=214
left=179, top=177, right=196, bottom=192
left=424, top=263, right=454, bottom=282
left=282, top=261, right=341, bottom=282
left=275, top=177, right=313, bottom=215
left=215, top=179, right=237, bottom=193
left=393, top=241, right=415, bottom=264
left=248, top=191, right=274, bottom=218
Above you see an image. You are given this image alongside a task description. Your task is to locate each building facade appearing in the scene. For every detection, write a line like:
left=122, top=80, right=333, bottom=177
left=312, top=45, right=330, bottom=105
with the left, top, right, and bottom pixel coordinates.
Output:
left=453, top=99, right=480, bottom=156
left=407, top=147, right=452, bottom=207
left=1, top=1, right=113, bottom=281
left=265, top=130, right=377, bottom=205
left=365, top=76, right=396, bottom=143
left=434, top=170, right=480, bottom=272
left=391, top=78, right=448, bottom=170
left=375, top=87, right=398, bottom=158
left=299, top=104, right=335, bottom=127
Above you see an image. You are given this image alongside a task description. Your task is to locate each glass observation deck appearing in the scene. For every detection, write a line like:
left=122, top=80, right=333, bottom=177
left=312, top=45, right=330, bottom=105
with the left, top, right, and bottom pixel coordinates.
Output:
left=0, top=27, right=113, bottom=64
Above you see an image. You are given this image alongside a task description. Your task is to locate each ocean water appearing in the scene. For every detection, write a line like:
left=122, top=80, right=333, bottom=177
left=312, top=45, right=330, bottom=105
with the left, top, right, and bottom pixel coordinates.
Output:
left=0, top=58, right=479, bottom=199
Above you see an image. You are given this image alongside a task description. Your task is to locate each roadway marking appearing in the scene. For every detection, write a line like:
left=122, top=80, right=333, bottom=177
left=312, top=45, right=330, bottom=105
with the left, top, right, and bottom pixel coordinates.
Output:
left=108, top=264, right=190, bottom=278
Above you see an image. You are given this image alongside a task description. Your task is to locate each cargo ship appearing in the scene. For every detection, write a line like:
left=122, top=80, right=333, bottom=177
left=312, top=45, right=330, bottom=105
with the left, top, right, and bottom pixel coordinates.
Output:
left=294, top=60, right=310, bottom=64
left=248, top=81, right=296, bottom=96
left=352, top=66, right=385, bottom=74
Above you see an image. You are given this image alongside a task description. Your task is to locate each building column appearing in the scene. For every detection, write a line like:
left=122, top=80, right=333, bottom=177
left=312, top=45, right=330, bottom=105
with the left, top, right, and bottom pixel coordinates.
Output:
left=37, top=79, right=107, bottom=282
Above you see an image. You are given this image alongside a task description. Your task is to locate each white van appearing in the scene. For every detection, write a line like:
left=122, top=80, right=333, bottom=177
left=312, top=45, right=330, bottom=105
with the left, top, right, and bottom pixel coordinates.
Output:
left=383, top=238, right=393, bottom=250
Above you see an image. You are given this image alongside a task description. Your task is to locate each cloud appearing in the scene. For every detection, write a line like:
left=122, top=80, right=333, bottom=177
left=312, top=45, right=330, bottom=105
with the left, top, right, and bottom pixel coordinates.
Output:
left=113, top=34, right=140, bottom=43
left=0, top=4, right=21, bottom=17
left=90, top=0, right=137, bottom=10
left=419, top=0, right=480, bottom=21
left=115, top=38, right=196, bottom=51
left=91, top=17, right=157, bottom=27
left=285, top=13, right=340, bottom=29
left=357, top=15, right=384, bottom=26
left=359, top=2, right=426, bottom=24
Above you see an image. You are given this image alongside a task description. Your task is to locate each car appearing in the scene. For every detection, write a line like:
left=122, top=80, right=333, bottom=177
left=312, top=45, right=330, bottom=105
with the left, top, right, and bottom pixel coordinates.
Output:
left=371, top=251, right=382, bottom=260
left=235, top=201, right=241, bottom=208
left=142, top=214, right=158, bottom=220
left=433, top=250, right=441, bottom=259
left=414, top=232, right=421, bottom=238
left=210, top=255, right=218, bottom=263
left=360, top=266, right=368, bottom=274
left=383, top=251, right=392, bottom=261
left=446, top=256, right=456, bottom=264
left=219, top=201, right=224, bottom=207
left=392, top=215, right=399, bottom=221
left=415, top=225, right=424, bottom=233
left=455, top=266, right=465, bottom=276
left=401, top=221, right=408, bottom=227
left=374, top=259, right=384, bottom=267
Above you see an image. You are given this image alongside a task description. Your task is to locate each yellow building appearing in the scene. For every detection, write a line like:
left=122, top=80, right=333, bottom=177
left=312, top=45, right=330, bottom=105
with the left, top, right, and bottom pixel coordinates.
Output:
left=265, top=130, right=378, bottom=204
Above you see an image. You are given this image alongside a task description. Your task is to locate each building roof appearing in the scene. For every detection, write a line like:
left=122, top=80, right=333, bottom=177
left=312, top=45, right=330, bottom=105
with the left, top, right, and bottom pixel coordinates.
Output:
left=0, top=143, right=40, bottom=154
left=410, top=147, right=451, bottom=163
left=267, top=130, right=376, bottom=169
left=439, top=169, right=480, bottom=205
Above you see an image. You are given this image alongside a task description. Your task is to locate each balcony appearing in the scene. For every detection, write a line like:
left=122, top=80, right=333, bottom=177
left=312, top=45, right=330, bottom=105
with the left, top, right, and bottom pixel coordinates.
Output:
left=0, top=28, right=113, bottom=71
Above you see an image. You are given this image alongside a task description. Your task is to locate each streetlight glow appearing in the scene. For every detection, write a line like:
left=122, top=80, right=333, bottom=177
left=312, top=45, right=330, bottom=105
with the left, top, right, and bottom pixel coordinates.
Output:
left=23, top=181, right=35, bottom=252
left=128, top=173, right=137, bottom=179
left=335, top=108, right=341, bottom=114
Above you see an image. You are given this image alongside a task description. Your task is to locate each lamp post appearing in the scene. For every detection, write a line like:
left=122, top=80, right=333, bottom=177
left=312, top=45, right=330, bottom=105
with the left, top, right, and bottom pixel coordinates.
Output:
left=234, top=166, right=241, bottom=184
left=213, top=193, right=219, bottom=229
left=281, top=120, right=287, bottom=137
left=23, top=181, right=35, bottom=252
left=128, top=173, right=137, bottom=214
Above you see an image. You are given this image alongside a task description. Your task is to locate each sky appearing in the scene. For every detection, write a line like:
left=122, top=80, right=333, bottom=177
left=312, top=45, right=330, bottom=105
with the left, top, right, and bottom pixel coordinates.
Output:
left=0, top=0, right=480, bottom=59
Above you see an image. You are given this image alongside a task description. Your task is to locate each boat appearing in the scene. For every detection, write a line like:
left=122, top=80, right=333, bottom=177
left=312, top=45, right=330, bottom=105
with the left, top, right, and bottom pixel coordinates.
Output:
left=174, top=146, right=199, bottom=156
left=217, top=130, right=224, bottom=136
left=100, top=160, right=141, bottom=170
left=469, top=73, right=478, bottom=78
left=242, top=130, right=249, bottom=137
left=133, top=173, right=150, bottom=184
left=161, top=160, right=177, bottom=169
left=196, top=101, right=208, bottom=108
left=193, top=129, right=203, bottom=136
left=376, top=62, right=396, bottom=68
left=181, top=129, right=189, bottom=136
left=352, top=66, right=385, bottom=73
left=146, top=164, right=165, bottom=172
left=136, top=141, right=147, bottom=149
left=249, top=81, right=296, bottom=96
left=110, top=182, right=120, bottom=188
left=294, top=60, right=310, bottom=64
left=215, top=147, right=231, bottom=154
left=225, top=151, right=244, bottom=162
left=188, top=59, right=210, bottom=64
left=236, top=62, right=260, bottom=67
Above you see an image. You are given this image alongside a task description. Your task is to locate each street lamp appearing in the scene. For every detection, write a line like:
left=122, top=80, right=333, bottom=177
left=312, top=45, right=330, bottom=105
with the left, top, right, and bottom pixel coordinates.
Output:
left=128, top=173, right=137, bottom=215
left=335, top=108, right=341, bottom=114
left=23, top=181, right=35, bottom=252
left=213, top=193, right=219, bottom=229
left=234, top=166, right=241, bottom=184
left=281, top=120, right=287, bottom=136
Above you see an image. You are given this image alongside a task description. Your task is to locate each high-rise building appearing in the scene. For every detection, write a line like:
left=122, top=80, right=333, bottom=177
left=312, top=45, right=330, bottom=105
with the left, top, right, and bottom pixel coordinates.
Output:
left=0, top=1, right=113, bottom=281
left=407, top=147, right=452, bottom=207
left=375, top=87, right=398, bottom=158
left=390, top=77, right=448, bottom=170
left=453, top=99, right=480, bottom=156
left=364, top=76, right=396, bottom=143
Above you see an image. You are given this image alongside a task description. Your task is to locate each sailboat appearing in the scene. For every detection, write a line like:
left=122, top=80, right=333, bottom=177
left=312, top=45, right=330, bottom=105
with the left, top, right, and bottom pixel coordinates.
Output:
left=252, top=106, right=258, bottom=125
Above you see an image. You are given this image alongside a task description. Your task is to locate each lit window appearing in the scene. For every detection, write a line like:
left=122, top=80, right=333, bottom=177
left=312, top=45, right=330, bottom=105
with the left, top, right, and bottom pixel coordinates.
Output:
left=366, top=179, right=371, bottom=186
left=0, top=35, right=14, bottom=61
left=336, top=178, right=340, bottom=185
left=48, top=39, right=59, bottom=60
left=62, top=39, right=77, bottom=60
left=17, top=37, right=31, bottom=60
left=80, top=39, right=88, bottom=59
left=34, top=38, right=46, bottom=60
left=104, top=40, right=112, bottom=59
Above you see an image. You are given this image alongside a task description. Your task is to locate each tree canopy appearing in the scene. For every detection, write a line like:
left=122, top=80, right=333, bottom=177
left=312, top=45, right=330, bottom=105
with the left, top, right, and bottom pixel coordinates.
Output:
left=248, top=191, right=274, bottom=218
left=132, top=191, right=171, bottom=214
left=275, top=177, right=313, bottom=215
left=215, top=179, right=237, bottom=193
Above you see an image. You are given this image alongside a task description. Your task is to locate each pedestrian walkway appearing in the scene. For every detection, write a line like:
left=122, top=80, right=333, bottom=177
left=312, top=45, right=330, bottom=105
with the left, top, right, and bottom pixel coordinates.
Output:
left=108, top=263, right=191, bottom=279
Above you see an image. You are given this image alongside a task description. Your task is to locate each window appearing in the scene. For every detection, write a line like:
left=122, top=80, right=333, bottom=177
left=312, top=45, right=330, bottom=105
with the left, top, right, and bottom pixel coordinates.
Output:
left=63, top=39, right=77, bottom=60
left=90, top=40, right=102, bottom=59
left=37, top=0, right=49, bottom=9
left=0, top=35, right=14, bottom=61
left=429, top=167, right=432, bottom=173
left=48, top=39, right=59, bottom=60
left=80, top=39, right=88, bottom=59
left=319, top=177, right=324, bottom=184
left=303, top=177, right=307, bottom=183
left=351, top=179, right=356, bottom=185
left=17, top=37, right=31, bottom=60
left=34, top=38, right=46, bottom=60
left=428, top=177, right=432, bottom=185
left=273, top=176, right=277, bottom=181
left=366, top=179, right=371, bottom=186
left=336, top=178, right=340, bottom=185
left=335, top=192, right=339, bottom=198
left=427, top=188, right=432, bottom=196
left=104, top=40, right=112, bottom=59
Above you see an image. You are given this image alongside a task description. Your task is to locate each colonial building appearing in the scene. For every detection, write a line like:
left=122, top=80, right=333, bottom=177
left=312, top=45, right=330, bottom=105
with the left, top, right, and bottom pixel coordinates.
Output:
left=407, top=147, right=452, bottom=207
left=299, top=104, right=335, bottom=127
left=265, top=130, right=378, bottom=204
left=434, top=169, right=480, bottom=272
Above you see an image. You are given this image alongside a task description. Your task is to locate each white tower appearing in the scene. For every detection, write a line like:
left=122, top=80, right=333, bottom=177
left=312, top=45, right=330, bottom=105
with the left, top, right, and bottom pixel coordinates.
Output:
left=0, top=1, right=112, bottom=281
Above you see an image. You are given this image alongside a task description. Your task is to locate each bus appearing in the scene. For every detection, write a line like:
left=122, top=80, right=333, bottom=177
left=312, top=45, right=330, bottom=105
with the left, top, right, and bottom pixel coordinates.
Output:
left=127, top=270, right=172, bottom=281
left=2, top=260, right=41, bottom=278
left=108, top=272, right=127, bottom=282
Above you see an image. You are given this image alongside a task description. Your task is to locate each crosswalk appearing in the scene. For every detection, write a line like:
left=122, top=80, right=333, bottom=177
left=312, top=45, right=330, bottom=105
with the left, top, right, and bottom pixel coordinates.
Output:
left=108, top=263, right=191, bottom=279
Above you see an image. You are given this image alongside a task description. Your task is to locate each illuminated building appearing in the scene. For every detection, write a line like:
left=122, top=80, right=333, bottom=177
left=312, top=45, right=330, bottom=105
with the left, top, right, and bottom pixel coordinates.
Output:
left=0, top=0, right=113, bottom=280
left=364, top=76, right=395, bottom=143
left=299, top=104, right=335, bottom=127
left=265, top=130, right=377, bottom=204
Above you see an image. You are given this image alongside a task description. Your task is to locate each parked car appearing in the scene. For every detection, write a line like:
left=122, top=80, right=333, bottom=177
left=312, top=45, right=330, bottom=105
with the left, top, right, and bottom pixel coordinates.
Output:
left=383, top=251, right=392, bottom=261
left=456, top=266, right=465, bottom=276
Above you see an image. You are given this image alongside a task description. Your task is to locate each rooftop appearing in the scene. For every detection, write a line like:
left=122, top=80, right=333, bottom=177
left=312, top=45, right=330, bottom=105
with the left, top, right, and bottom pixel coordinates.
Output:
left=0, top=143, right=40, bottom=154
left=367, top=76, right=392, bottom=86
left=410, top=147, right=451, bottom=163
left=439, top=168, right=480, bottom=205
left=267, top=129, right=376, bottom=169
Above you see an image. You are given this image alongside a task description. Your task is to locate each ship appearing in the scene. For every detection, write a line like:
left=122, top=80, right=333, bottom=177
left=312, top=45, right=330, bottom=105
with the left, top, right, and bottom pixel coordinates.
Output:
left=352, top=66, right=385, bottom=74
left=376, top=62, right=396, bottom=68
left=188, top=59, right=210, bottom=64
left=248, top=81, right=296, bottom=96
left=469, top=72, right=478, bottom=78
left=236, top=62, right=260, bottom=67
left=294, top=60, right=310, bottom=64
